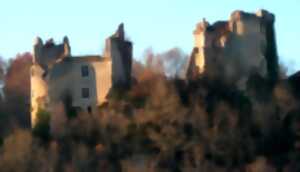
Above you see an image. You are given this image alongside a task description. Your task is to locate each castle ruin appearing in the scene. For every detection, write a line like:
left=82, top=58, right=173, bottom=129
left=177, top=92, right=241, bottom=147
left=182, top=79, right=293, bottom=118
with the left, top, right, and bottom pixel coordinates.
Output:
left=30, top=24, right=132, bottom=127
left=31, top=10, right=280, bottom=127
left=187, top=9, right=279, bottom=88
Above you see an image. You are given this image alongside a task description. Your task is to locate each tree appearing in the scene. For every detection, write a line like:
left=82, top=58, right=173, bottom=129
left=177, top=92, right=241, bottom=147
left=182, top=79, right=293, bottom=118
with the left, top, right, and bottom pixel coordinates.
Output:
left=4, top=53, right=32, bottom=128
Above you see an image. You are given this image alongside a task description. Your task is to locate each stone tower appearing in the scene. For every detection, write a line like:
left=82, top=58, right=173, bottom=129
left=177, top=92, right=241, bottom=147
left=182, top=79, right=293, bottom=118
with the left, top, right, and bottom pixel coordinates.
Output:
left=104, top=23, right=133, bottom=88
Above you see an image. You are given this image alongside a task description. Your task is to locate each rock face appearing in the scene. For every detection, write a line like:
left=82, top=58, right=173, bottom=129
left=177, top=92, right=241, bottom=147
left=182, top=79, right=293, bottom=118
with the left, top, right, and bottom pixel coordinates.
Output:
left=187, top=10, right=279, bottom=88
left=30, top=24, right=132, bottom=128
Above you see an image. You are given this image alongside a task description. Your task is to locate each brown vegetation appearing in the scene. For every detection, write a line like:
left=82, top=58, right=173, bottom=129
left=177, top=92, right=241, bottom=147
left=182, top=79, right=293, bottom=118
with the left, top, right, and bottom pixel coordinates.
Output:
left=0, top=50, right=299, bottom=172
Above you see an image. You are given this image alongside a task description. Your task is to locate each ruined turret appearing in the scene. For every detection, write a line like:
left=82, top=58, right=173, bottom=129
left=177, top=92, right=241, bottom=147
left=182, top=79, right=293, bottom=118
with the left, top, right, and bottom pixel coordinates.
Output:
left=33, top=36, right=71, bottom=71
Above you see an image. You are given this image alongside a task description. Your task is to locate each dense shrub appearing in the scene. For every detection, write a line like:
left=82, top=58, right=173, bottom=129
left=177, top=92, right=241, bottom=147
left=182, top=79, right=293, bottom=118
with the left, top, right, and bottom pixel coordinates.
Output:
left=32, top=109, right=51, bottom=141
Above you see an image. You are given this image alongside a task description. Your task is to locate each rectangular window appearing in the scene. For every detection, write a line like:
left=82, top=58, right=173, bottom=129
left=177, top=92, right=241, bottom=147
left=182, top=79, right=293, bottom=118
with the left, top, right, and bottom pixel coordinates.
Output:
left=82, top=88, right=89, bottom=98
left=81, top=65, right=89, bottom=77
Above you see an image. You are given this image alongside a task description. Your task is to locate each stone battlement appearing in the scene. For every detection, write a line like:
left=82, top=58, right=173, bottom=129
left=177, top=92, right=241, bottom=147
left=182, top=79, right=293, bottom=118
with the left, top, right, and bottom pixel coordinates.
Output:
left=33, top=36, right=71, bottom=70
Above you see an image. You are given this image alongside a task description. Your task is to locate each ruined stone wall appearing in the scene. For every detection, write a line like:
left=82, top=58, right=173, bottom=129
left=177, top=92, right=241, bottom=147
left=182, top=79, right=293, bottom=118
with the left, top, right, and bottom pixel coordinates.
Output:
left=30, top=64, right=48, bottom=127
left=187, top=9, right=278, bottom=88
left=33, top=37, right=70, bottom=71
left=31, top=37, right=71, bottom=127
left=105, top=24, right=133, bottom=88
left=31, top=55, right=113, bottom=127
left=93, top=60, right=112, bottom=104
left=110, top=38, right=132, bottom=87
left=47, top=57, right=112, bottom=112
left=225, top=10, right=269, bottom=87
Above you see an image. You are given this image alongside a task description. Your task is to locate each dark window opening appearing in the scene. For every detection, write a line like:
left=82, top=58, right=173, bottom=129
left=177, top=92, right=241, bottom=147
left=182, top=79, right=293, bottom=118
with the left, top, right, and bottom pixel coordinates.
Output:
left=81, top=65, right=89, bottom=77
left=82, top=88, right=89, bottom=98
left=87, top=106, right=92, bottom=114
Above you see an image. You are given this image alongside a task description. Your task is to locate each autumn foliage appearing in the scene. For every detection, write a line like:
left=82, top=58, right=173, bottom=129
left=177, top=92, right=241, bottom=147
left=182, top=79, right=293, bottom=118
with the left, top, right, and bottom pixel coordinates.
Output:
left=0, top=50, right=299, bottom=171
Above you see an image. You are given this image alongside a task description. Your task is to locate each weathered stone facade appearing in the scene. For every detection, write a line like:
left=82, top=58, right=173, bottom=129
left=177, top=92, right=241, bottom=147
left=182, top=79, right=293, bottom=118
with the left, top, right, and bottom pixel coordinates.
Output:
left=187, top=9, right=279, bottom=88
left=30, top=24, right=132, bottom=127
left=104, top=24, right=132, bottom=88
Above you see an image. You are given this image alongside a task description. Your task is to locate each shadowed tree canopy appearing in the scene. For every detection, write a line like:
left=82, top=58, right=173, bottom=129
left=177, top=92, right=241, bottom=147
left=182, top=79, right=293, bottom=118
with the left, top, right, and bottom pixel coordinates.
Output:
left=4, top=53, right=32, bottom=128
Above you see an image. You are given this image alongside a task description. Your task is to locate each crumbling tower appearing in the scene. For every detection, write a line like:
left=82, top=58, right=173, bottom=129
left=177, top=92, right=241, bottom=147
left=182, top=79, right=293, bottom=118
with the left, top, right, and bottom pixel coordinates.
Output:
left=31, top=37, right=71, bottom=127
left=105, top=23, right=133, bottom=88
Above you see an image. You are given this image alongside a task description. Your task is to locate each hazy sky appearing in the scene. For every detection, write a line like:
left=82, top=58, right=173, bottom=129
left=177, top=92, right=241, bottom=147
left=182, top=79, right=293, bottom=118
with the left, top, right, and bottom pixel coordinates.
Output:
left=0, top=0, right=299, bottom=73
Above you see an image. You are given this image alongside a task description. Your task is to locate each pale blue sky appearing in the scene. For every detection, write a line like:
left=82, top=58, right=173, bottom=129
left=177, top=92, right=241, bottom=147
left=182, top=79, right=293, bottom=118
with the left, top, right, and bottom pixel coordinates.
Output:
left=0, top=0, right=299, bottom=73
